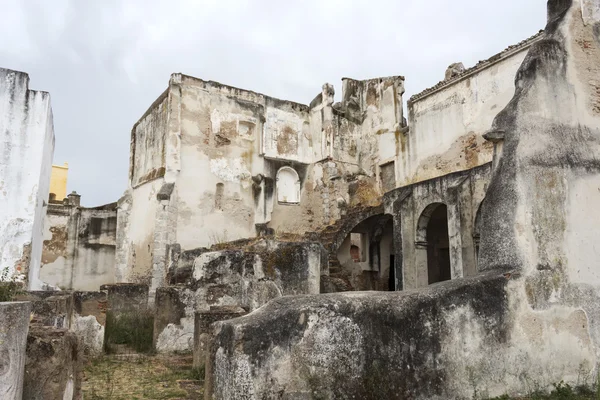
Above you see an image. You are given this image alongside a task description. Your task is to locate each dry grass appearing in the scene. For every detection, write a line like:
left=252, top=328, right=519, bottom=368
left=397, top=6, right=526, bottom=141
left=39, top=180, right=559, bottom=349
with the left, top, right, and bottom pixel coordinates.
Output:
left=83, top=353, right=203, bottom=400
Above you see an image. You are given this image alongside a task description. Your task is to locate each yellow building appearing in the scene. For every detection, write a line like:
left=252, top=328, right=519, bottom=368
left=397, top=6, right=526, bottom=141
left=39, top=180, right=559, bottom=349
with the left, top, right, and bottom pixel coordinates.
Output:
left=49, top=162, right=68, bottom=201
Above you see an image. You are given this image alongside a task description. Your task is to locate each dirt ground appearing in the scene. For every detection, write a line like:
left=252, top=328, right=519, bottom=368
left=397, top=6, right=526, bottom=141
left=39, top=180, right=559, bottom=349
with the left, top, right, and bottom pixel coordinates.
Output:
left=83, top=353, right=203, bottom=400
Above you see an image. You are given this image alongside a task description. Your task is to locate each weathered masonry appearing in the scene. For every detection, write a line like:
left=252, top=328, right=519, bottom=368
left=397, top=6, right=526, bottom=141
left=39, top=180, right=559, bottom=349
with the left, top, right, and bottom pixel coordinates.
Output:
left=116, top=74, right=407, bottom=293
left=116, top=29, right=544, bottom=295
left=40, top=192, right=117, bottom=291
left=0, top=68, right=55, bottom=289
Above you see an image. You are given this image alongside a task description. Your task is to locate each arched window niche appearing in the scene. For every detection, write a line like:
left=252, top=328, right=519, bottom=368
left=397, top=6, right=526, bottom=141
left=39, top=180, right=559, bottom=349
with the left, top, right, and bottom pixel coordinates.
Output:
left=276, top=167, right=301, bottom=204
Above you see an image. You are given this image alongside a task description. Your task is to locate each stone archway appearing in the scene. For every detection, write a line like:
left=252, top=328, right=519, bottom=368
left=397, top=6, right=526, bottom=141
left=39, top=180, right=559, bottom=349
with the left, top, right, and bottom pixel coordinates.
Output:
left=325, top=211, right=395, bottom=292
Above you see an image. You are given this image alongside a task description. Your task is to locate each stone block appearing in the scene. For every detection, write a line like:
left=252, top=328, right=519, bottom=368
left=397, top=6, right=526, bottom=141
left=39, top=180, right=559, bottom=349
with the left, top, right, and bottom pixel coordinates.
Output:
left=24, top=326, right=82, bottom=400
left=101, top=283, right=148, bottom=313
left=71, top=291, right=107, bottom=356
left=153, top=286, right=195, bottom=353
left=193, top=306, right=246, bottom=369
left=0, top=301, right=31, bottom=400
left=14, top=290, right=73, bottom=328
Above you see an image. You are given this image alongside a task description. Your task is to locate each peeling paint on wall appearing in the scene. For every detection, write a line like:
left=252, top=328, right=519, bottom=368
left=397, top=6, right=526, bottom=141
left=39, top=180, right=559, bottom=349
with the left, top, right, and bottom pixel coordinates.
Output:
left=0, top=68, right=54, bottom=288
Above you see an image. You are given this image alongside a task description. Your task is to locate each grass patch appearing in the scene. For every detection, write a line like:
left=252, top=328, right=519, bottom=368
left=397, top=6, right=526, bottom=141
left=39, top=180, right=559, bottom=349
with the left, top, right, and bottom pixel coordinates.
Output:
left=104, top=310, right=154, bottom=354
left=84, top=354, right=202, bottom=400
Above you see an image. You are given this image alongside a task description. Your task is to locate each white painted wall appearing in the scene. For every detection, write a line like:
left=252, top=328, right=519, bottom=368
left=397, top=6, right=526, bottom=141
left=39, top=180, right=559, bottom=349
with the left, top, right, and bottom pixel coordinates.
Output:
left=0, top=68, right=54, bottom=288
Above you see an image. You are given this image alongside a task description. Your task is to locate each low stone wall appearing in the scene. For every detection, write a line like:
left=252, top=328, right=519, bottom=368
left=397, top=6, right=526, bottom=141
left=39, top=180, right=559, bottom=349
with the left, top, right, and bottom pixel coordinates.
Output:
left=0, top=302, right=31, bottom=400
left=24, top=326, right=82, bottom=400
left=206, top=270, right=597, bottom=399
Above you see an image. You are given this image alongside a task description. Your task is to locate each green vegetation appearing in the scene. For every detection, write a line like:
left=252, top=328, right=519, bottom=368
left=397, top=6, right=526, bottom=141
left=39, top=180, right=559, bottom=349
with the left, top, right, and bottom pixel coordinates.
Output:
left=84, top=354, right=202, bottom=400
left=104, top=310, right=155, bottom=354
left=0, top=267, right=23, bottom=302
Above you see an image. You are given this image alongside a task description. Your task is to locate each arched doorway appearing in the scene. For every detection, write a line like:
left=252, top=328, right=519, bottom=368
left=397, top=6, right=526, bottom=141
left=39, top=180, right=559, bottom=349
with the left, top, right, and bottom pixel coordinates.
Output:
left=331, top=214, right=395, bottom=292
left=416, top=203, right=451, bottom=285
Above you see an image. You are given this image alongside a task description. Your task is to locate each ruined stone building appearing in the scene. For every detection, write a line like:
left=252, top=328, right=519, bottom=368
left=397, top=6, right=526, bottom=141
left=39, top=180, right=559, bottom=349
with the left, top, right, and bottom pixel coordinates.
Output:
left=0, top=29, right=545, bottom=298
left=115, top=74, right=406, bottom=294
left=2, top=0, right=600, bottom=398
left=207, top=1, right=600, bottom=398
left=113, top=30, right=544, bottom=297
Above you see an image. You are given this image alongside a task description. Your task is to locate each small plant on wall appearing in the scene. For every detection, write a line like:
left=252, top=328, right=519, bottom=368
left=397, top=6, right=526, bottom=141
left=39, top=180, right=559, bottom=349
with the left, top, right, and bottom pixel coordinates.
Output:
left=0, top=267, right=23, bottom=302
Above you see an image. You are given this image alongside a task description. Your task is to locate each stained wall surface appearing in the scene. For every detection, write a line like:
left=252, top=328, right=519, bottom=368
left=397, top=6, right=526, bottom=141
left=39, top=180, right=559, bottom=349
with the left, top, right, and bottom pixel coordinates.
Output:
left=0, top=68, right=55, bottom=288
left=400, top=35, right=541, bottom=187
left=40, top=201, right=117, bottom=291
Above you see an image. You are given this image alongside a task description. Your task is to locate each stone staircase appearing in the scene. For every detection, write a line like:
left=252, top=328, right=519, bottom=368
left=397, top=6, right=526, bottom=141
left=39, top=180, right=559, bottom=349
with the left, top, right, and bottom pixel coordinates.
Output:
left=315, top=205, right=384, bottom=292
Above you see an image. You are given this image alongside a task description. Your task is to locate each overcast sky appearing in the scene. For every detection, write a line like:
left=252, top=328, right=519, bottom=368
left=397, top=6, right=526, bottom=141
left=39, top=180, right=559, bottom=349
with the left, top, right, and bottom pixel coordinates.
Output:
left=1, top=0, right=546, bottom=206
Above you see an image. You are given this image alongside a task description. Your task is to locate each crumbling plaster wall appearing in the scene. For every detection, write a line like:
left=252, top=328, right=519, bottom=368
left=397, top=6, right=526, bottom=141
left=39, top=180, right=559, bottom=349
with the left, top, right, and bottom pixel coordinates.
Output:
left=339, top=76, right=405, bottom=186
left=270, top=77, right=406, bottom=235
left=41, top=202, right=117, bottom=291
left=401, top=42, right=537, bottom=187
left=117, top=179, right=166, bottom=287
left=175, top=75, right=275, bottom=248
left=0, top=68, right=54, bottom=289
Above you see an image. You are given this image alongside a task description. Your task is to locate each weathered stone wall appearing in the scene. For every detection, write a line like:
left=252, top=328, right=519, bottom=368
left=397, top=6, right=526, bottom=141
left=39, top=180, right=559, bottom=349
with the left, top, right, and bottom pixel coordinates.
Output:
left=0, top=68, right=55, bottom=288
left=24, top=326, right=82, bottom=400
left=0, top=301, right=31, bottom=400
left=401, top=33, right=541, bottom=188
left=207, top=270, right=599, bottom=400
left=130, top=90, right=168, bottom=187
left=116, top=85, right=178, bottom=293
left=193, top=306, right=246, bottom=369
left=154, top=239, right=322, bottom=353
left=14, top=291, right=73, bottom=329
left=116, top=179, right=170, bottom=290
left=102, top=283, right=152, bottom=354
left=174, top=75, right=281, bottom=249
left=40, top=200, right=117, bottom=291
